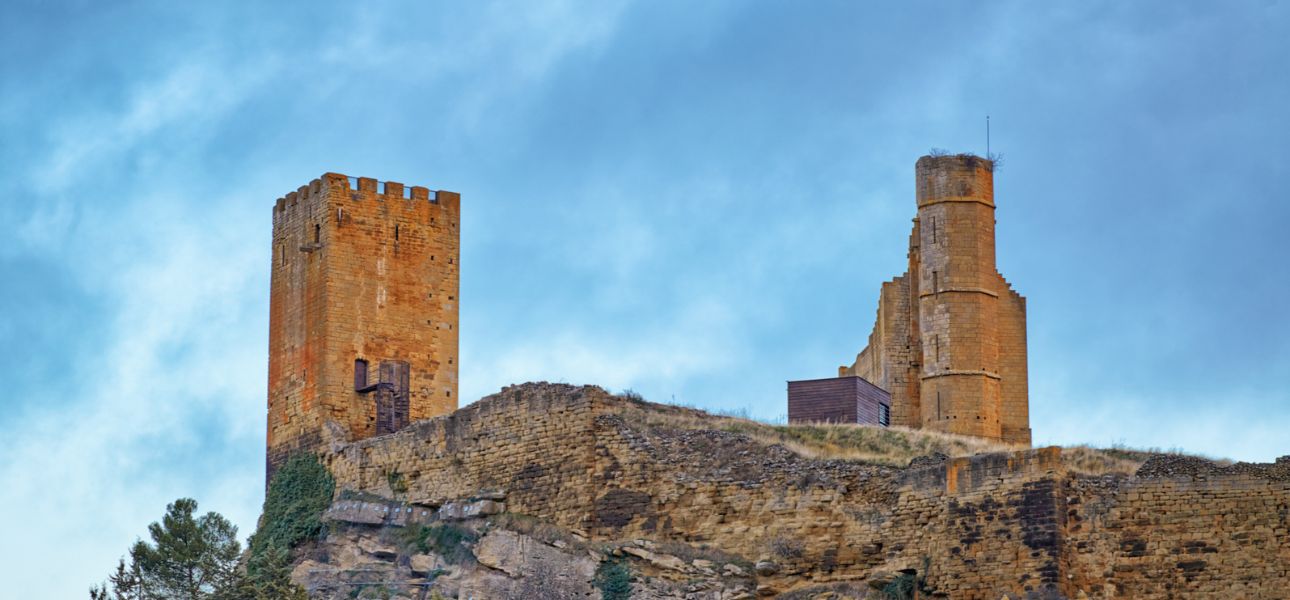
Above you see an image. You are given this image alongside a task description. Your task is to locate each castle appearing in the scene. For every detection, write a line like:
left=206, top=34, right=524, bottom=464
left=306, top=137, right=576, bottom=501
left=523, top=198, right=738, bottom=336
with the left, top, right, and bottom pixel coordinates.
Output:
left=266, top=173, right=460, bottom=479
left=263, top=163, right=1290, bottom=599
left=837, top=154, right=1030, bottom=444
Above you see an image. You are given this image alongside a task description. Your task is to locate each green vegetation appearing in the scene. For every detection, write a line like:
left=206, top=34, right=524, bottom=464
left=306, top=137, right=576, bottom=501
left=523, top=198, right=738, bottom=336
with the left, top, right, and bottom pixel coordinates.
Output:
left=383, top=468, right=408, bottom=496
left=593, top=559, right=633, bottom=600
left=249, top=453, right=335, bottom=557
left=399, top=522, right=478, bottom=565
left=89, top=498, right=249, bottom=599
left=90, top=457, right=330, bottom=599
left=880, top=572, right=918, bottom=600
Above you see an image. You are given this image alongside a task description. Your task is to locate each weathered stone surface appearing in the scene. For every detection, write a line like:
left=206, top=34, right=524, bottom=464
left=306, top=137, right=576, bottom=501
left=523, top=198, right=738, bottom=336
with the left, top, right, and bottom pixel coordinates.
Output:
left=466, top=529, right=596, bottom=598
left=267, top=173, right=460, bottom=480
left=622, top=546, right=690, bottom=572
left=357, top=537, right=398, bottom=560
left=838, top=154, right=1030, bottom=445
left=437, top=498, right=504, bottom=521
left=408, top=553, right=439, bottom=575
left=315, top=383, right=1290, bottom=599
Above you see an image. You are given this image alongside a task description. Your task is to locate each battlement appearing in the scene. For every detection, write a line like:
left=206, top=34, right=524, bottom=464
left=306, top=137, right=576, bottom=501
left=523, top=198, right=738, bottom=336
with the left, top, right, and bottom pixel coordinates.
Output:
left=273, top=172, right=454, bottom=217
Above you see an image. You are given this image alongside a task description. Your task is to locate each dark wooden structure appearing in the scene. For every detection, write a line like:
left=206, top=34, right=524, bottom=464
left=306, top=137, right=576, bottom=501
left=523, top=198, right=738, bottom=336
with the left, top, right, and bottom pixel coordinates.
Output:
left=787, top=376, right=891, bottom=426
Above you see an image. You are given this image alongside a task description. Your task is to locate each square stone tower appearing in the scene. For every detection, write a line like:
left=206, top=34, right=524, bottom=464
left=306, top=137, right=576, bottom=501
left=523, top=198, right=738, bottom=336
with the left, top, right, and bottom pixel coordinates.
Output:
left=267, top=173, right=460, bottom=479
left=841, top=154, right=1030, bottom=444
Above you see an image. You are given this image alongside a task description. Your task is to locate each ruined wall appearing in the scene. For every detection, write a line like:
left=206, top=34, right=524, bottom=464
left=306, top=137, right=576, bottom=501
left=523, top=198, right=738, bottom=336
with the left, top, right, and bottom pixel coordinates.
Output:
left=323, top=384, right=1290, bottom=599
left=841, top=155, right=1029, bottom=444
left=268, top=173, right=459, bottom=478
left=996, top=276, right=1030, bottom=444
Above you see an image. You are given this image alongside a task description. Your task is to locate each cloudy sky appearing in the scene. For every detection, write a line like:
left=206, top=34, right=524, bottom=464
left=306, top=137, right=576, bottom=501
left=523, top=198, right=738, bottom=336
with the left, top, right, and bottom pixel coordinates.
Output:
left=2, top=1, right=1288, bottom=595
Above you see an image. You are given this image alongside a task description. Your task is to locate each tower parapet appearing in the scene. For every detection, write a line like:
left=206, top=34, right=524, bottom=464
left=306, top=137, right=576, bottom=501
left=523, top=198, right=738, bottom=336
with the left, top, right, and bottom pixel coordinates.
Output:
left=267, top=172, right=460, bottom=481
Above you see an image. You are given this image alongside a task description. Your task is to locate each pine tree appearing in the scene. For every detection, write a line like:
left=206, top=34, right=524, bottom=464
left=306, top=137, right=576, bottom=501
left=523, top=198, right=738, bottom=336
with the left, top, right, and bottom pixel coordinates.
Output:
left=91, top=498, right=242, bottom=600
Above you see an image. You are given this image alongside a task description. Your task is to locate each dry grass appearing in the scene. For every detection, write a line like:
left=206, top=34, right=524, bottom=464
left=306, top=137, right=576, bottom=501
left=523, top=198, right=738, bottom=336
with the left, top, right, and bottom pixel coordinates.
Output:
left=615, top=396, right=1151, bottom=475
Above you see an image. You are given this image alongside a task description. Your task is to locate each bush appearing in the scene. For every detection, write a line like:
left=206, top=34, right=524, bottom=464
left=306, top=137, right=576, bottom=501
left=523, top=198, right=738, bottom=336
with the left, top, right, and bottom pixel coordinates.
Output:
left=250, top=453, right=335, bottom=557
left=400, top=522, right=478, bottom=565
left=769, top=535, right=805, bottom=559
left=594, top=559, right=632, bottom=600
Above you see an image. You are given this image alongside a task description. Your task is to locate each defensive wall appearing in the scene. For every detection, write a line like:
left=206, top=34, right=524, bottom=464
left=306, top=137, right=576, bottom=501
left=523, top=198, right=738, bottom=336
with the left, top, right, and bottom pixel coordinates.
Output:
left=321, top=383, right=1290, bottom=599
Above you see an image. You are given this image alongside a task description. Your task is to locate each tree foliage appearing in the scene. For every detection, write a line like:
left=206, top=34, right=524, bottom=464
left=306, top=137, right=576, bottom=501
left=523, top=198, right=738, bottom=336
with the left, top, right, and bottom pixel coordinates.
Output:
left=90, top=498, right=241, bottom=599
left=594, top=559, right=632, bottom=600
left=93, top=456, right=332, bottom=599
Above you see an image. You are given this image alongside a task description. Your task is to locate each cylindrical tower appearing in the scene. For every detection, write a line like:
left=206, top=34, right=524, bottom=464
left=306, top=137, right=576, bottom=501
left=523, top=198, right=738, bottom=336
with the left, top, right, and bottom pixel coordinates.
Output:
left=914, top=155, right=1003, bottom=440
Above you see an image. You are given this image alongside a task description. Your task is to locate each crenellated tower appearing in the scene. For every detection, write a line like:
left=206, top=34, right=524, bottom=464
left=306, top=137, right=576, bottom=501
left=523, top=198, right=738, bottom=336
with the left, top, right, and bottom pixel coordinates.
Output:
left=841, top=154, right=1029, bottom=444
left=267, top=173, right=460, bottom=481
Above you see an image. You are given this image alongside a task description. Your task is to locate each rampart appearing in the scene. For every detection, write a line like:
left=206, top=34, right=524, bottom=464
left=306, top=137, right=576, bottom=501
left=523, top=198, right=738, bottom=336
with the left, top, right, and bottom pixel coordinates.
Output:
left=322, top=383, right=1290, bottom=599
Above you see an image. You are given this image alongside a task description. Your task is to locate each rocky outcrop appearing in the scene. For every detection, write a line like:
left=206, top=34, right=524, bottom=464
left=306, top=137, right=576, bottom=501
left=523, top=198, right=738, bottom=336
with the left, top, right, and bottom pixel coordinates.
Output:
left=294, top=491, right=760, bottom=599
left=292, top=383, right=1290, bottom=599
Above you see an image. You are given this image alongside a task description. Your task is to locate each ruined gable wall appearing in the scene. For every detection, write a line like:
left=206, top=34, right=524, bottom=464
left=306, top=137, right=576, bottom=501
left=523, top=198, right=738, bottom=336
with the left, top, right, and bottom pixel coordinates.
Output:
left=996, top=274, right=1030, bottom=445
left=322, top=385, right=1290, bottom=598
left=843, top=273, right=918, bottom=428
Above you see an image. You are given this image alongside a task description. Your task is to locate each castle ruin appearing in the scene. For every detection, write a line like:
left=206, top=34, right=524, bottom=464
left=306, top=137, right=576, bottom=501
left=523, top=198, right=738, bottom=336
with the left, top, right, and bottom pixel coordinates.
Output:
left=839, top=154, right=1030, bottom=444
left=266, top=173, right=460, bottom=479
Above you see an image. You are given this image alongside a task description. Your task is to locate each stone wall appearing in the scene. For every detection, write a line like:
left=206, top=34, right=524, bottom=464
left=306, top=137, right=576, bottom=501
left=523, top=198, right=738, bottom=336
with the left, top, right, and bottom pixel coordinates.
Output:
left=268, top=172, right=460, bottom=479
left=321, top=384, right=1290, bottom=598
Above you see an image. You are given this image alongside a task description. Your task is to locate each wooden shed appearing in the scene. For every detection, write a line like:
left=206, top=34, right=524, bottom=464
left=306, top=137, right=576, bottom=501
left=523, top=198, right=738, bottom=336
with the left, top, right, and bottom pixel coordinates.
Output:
left=787, top=375, right=891, bottom=426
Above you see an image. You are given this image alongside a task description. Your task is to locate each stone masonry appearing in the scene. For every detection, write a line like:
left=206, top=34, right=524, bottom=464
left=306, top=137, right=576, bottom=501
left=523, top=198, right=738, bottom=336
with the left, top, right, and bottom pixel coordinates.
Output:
left=321, top=383, right=1290, bottom=599
left=267, top=173, right=460, bottom=480
left=841, top=154, right=1031, bottom=445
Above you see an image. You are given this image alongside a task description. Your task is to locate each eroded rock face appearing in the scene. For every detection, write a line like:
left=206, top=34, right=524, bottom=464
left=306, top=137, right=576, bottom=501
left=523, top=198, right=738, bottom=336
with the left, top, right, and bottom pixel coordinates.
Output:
left=474, top=528, right=596, bottom=587
left=294, top=491, right=762, bottom=599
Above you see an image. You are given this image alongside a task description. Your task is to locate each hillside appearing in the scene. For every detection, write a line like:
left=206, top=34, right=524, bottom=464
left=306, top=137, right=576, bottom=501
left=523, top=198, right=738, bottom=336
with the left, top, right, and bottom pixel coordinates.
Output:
left=278, top=383, right=1288, bottom=599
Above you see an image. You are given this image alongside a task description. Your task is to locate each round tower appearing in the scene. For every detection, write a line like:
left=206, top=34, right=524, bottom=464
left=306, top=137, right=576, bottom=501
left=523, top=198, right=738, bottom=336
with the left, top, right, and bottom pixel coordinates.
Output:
left=914, top=154, right=1003, bottom=440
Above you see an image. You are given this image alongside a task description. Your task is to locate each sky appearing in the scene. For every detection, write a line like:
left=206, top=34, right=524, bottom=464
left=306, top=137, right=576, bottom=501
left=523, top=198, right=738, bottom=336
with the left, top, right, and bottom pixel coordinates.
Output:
left=1, top=0, right=1287, bottom=596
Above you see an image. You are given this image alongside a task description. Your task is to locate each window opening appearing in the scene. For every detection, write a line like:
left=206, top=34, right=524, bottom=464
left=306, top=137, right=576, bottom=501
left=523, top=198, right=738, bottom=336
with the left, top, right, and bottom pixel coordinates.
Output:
left=354, top=359, right=369, bottom=390
left=314, top=224, right=321, bottom=244
left=878, top=404, right=890, bottom=427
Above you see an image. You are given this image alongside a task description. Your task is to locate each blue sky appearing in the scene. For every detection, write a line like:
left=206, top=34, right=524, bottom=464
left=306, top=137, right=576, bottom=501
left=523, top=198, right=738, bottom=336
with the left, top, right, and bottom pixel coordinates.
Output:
left=1, top=1, right=1288, bottom=595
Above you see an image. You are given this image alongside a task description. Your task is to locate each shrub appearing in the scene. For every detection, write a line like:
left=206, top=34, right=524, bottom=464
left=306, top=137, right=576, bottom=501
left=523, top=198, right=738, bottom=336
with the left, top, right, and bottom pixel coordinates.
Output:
left=769, top=535, right=805, bottom=559
left=594, top=559, right=632, bottom=600
left=617, top=389, right=644, bottom=402
left=400, top=522, right=478, bottom=565
left=250, top=453, right=335, bottom=557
